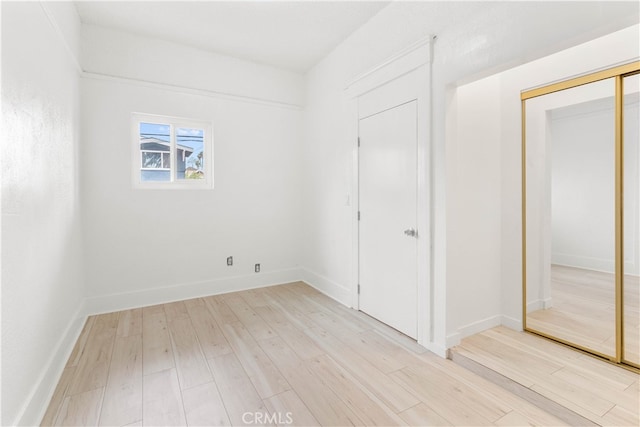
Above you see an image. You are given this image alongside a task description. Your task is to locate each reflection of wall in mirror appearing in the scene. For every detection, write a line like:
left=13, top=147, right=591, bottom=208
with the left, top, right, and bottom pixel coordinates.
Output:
left=549, top=97, right=616, bottom=273
left=623, top=82, right=640, bottom=277
left=525, top=96, right=553, bottom=312
left=549, top=96, right=639, bottom=276
left=525, top=83, right=614, bottom=312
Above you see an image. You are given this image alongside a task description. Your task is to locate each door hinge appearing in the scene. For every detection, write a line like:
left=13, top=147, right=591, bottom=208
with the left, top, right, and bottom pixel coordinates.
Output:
left=357, top=211, right=360, bottom=221
left=357, top=137, right=360, bottom=147
left=357, top=284, right=360, bottom=294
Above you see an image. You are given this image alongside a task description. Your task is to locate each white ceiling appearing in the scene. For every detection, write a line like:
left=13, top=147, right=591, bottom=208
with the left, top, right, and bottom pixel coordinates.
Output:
left=74, top=1, right=391, bottom=73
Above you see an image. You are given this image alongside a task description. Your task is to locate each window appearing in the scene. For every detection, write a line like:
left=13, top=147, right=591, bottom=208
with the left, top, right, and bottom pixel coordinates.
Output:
left=132, top=113, right=213, bottom=189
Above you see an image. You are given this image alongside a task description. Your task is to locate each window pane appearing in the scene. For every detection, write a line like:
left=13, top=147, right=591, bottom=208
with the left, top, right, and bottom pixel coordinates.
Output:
left=142, top=152, right=162, bottom=168
left=176, top=127, right=205, bottom=180
left=140, top=122, right=170, bottom=182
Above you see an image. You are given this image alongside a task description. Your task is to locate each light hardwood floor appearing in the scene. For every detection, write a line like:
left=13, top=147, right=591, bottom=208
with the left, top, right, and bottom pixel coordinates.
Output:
left=454, top=326, right=640, bottom=427
left=43, top=282, right=570, bottom=426
left=527, top=265, right=640, bottom=363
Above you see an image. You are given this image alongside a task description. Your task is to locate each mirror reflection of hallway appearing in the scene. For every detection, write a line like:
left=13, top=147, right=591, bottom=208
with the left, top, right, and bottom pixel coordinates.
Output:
left=523, top=63, right=640, bottom=368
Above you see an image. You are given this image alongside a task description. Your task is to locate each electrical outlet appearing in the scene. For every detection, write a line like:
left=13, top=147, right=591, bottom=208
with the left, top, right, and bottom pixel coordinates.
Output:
left=227, top=256, right=233, bottom=266
left=255, top=263, right=260, bottom=273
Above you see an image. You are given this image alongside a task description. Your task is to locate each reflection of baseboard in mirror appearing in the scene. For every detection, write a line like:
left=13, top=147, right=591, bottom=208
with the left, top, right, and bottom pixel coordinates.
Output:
left=526, top=297, right=553, bottom=313
left=522, top=61, right=640, bottom=370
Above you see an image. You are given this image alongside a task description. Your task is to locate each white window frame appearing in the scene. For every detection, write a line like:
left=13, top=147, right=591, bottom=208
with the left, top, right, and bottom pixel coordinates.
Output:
left=132, top=112, right=213, bottom=190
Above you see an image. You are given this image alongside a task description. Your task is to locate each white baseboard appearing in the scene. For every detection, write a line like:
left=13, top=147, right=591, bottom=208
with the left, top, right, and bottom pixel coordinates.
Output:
left=299, top=268, right=352, bottom=307
left=446, top=315, right=503, bottom=348
left=551, top=254, right=614, bottom=274
left=459, top=314, right=503, bottom=340
left=445, top=332, right=462, bottom=348
left=624, top=262, right=639, bottom=276
left=501, top=315, right=523, bottom=331
left=425, top=341, right=449, bottom=358
left=525, top=300, right=539, bottom=312
left=14, top=302, right=88, bottom=427
left=84, top=268, right=303, bottom=315
left=526, top=297, right=553, bottom=313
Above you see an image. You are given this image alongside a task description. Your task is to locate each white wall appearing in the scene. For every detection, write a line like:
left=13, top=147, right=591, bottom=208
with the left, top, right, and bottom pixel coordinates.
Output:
left=2, top=10, right=306, bottom=424
left=80, top=28, right=304, bottom=313
left=446, top=74, right=503, bottom=342
left=1, top=3, right=85, bottom=425
left=82, top=24, right=305, bottom=107
left=301, top=1, right=639, bottom=352
left=81, top=79, right=303, bottom=311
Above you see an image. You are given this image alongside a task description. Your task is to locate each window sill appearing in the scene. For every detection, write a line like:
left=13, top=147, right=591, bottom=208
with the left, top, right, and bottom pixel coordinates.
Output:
left=133, top=181, right=214, bottom=190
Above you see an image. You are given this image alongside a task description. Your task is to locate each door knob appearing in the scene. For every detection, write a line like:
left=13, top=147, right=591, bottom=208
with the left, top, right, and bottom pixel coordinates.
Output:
left=404, top=228, right=417, bottom=237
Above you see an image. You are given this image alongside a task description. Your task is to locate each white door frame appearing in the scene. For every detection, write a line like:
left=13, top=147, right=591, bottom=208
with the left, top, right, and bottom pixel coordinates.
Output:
left=345, top=35, right=433, bottom=347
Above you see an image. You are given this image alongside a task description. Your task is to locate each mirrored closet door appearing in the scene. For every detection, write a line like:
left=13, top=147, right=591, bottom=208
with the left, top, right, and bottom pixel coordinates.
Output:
left=522, top=62, right=640, bottom=369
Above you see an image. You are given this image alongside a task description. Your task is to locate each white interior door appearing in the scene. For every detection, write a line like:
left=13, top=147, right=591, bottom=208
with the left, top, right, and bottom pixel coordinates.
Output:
left=359, top=100, right=418, bottom=338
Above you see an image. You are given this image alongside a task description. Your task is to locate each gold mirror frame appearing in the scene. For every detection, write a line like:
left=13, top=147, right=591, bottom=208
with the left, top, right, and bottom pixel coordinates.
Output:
left=521, top=61, right=640, bottom=370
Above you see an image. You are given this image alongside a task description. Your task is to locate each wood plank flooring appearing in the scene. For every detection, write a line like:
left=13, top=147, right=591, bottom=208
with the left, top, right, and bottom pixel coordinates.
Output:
left=45, top=282, right=574, bottom=426
left=454, top=326, right=640, bottom=427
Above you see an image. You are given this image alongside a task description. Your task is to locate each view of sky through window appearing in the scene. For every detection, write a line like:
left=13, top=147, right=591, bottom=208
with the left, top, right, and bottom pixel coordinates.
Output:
left=177, top=127, right=205, bottom=180
left=140, top=122, right=170, bottom=142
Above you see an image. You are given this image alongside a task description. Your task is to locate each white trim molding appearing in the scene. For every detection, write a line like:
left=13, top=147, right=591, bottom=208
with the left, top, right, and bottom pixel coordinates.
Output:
left=82, top=72, right=304, bottom=111
left=84, top=268, right=303, bottom=316
left=300, top=268, right=352, bottom=307
left=345, top=34, right=434, bottom=98
left=425, top=342, right=449, bottom=359
left=501, top=315, right=524, bottom=331
left=446, top=315, right=503, bottom=348
left=346, top=34, right=433, bottom=352
left=40, top=2, right=82, bottom=74
left=526, top=297, right=554, bottom=313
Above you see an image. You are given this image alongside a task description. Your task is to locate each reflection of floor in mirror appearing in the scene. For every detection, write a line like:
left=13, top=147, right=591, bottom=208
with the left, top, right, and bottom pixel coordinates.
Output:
left=527, top=264, right=640, bottom=364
